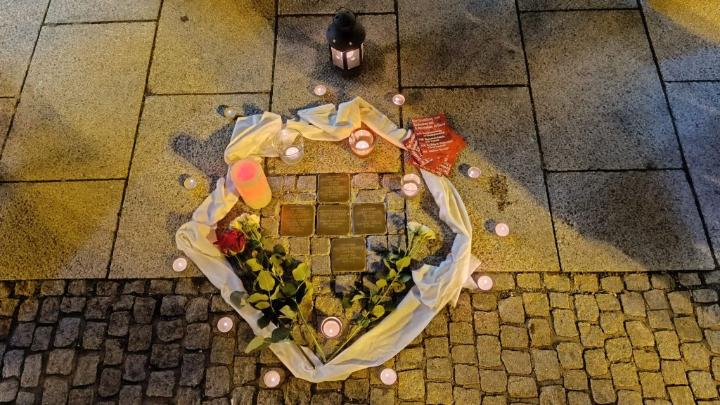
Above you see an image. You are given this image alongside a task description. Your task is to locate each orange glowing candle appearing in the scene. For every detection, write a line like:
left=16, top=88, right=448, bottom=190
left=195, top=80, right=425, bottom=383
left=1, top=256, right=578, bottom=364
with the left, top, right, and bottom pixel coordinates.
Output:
left=230, top=159, right=272, bottom=210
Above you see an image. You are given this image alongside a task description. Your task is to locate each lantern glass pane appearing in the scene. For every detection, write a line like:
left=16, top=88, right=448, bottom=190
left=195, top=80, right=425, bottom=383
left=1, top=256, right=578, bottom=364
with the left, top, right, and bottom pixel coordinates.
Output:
left=345, top=49, right=361, bottom=69
left=330, top=47, right=345, bottom=69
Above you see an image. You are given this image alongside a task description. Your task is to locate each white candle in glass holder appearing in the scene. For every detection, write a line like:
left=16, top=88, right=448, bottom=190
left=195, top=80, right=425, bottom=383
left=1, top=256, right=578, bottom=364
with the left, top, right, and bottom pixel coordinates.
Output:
left=401, top=173, right=422, bottom=198
left=263, top=369, right=282, bottom=388
left=349, top=129, right=376, bottom=157
left=495, top=222, right=510, bottom=237
left=172, top=257, right=187, bottom=272
left=320, top=317, right=342, bottom=339
left=380, top=368, right=397, bottom=385
left=217, top=317, right=233, bottom=333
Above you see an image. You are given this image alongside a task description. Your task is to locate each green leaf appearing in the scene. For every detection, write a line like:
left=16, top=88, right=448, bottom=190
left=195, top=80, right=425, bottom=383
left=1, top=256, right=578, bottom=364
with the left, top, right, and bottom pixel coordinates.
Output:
left=271, top=327, right=291, bottom=342
left=383, top=258, right=394, bottom=270
left=281, top=282, right=298, bottom=297
left=376, top=279, right=387, bottom=289
left=399, top=273, right=412, bottom=283
left=279, top=305, right=297, bottom=320
left=229, top=291, right=246, bottom=308
left=244, top=336, right=268, bottom=353
left=395, top=256, right=411, bottom=271
left=254, top=301, right=270, bottom=310
left=273, top=245, right=286, bottom=256
left=351, top=293, right=365, bottom=302
left=269, top=255, right=284, bottom=276
left=371, top=305, right=385, bottom=318
left=246, top=258, right=264, bottom=272
left=341, top=296, right=351, bottom=309
left=292, top=263, right=310, bottom=281
left=257, top=271, right=275, bottom=291
left=257, top=315, right=271, bottom=328
left=248, top=293, right=269, bottom=303
left=387, top=269, right=397, bottom=279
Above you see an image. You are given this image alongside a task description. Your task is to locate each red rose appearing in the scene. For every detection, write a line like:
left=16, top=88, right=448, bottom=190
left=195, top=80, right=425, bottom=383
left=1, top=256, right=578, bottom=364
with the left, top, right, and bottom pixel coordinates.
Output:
left=214, top=228, right=247, bottom=255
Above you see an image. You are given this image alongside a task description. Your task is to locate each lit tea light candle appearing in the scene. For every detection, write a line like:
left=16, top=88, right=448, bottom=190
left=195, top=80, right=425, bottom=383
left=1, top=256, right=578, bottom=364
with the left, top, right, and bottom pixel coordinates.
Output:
left=172, top=257, right=187, bottom=272
left=223, top=107, right=238, bottom=119
left=349, top=129, right=376, bottom=158
left=183, top=176, right=197, bottom=190
left=391, top=94, right=405, bottom=106
left=472, top=274, right=494, bottom=291
left=217, top=316, right=233, bottom=333
left=274, top=128, right=304, bottom=165
left=320, top=317, right=343, bottom=339
left=263, top=369, right=283, bottom=388
left=495, top=222, right=510, bottom=237
left=379, top=367, right=397, bottom=385
left=401, top=173, right=422, bottom=198
left=313, top=84, right=328, bottom=96
left=467, top=166, right=481, bottom=179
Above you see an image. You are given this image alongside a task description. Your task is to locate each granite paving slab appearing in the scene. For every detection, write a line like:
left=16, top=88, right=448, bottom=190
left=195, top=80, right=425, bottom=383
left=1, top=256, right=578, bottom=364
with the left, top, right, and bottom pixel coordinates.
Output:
left=45, top=0, right=161, bottom=23
left=547, top=171, right=714, bottom=272
left=269, top=15, right=401, bottom=174
left=667, top=82, right=720, bottom=257
left=0, top=181, right=123, bottom=279
left=279, top=0, right=393, bottom=14
left=0, top=0, right=48, bottom=97
left=398, top=0, right=525, bottom=86
left=522, top=10, right=681, bottom=171
left=0, top=23, right=154, bottom=181
left=518, top=0, right=635, bottom=10
left=404, top=87, right=559, bottom=272
left=149, top=0, right=274, bottom=94
left=109, top=94, right=269, bottom=279
left=0, top=99, right=14, bottom=148
left=640, top=1, right=720, bottom=81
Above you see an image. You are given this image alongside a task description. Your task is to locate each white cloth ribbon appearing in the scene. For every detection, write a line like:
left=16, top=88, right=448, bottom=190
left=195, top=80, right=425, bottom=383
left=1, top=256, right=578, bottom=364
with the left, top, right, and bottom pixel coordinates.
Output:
left=176, top=97, right=479, bottom=382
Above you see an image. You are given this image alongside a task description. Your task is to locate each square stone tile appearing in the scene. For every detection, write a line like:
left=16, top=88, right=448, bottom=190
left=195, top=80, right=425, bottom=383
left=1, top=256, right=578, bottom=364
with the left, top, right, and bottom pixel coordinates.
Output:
left=547, top=171, right=714, bottom=272
left=0, top=99, right=15, bottom=148
left=331, top=237, right=366, bottom=272
left=109, top=94, right=269, bottom=278
left=269, top=15, right=401, bottom=174
left=399, top=0, right=525, bottom=86
left=522, top=11, right=681, bottom=170
left=45, top=0, right=160, bottom=23
left=667, top=82, right=720, bottom=255
left=641, top=1, right=720, bottom=81
left=279, top=0, right=393, bottom=14
left=518, top=0, right=635, bottom=10
left=0, top=0, right=48, bottom=96
left=149, top=0, right=274, bottom=94
left=0, top=23, right=154, bottom=180
left=404, top=87, right=559, bottom=272
left=280, top=204, right=316, bottom=237
left=0, top=181, right=123, bottom=279
left=317, top=204, right=350, bottom=236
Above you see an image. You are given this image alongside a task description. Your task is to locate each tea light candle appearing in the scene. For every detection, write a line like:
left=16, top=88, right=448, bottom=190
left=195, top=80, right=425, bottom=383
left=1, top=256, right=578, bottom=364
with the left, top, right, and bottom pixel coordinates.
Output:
left=495, top=222, right=510, bottom=237
left=401, top=173, right=422, bottom=198
left=313, top=84, right=327, bottom=96
left=172, top=257, right=187, bottom=272
left=467, top=166, right=481, bottom=179
left=349, top=129, right=376, bottom=157
left=320, top=317, right=342, bottom=339
left=217, top=317, right=233, bottom=333
left=391, top=94, right=405, bottom=106
left=183, top=177, right=197, bottom=190
left=379, top=367, right=397, bottom=385
left=263, top=369, right=282, bottom=388
left=223, top=107, right=238, bottom=119
left=473, top=274, right=494, bottom=291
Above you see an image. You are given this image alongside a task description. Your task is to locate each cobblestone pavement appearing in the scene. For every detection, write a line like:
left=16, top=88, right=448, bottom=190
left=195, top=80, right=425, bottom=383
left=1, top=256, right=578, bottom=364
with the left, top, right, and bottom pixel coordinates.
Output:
left=1, top=272, right=719, bottom=404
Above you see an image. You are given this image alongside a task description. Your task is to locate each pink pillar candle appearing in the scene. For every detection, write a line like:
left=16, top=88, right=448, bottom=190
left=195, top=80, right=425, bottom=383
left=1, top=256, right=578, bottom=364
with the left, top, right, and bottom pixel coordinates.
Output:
left=229, top=159, right=272, bottom=210
left=320, top=317, right=343, bottom=339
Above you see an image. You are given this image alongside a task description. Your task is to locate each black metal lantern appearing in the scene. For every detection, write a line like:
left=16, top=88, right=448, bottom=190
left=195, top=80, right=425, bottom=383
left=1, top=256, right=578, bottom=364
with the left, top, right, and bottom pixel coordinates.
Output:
left=326, top=9, right=365, bottom=70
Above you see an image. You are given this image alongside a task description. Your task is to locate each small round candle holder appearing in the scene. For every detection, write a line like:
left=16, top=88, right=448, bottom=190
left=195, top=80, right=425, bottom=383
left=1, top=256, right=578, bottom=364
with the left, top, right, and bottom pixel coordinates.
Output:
left=379, top=367, right=397, bottom=385
left=263, top=368, right=284, bottom=388
left=172, top=257, right=187, bottom=272
left=319, top=316, right=343, bottom=339
left=217, top=316, right=234, bottom=333
left=273, top=128, right=304, bottom=165
left=348, top=129, right=377, bottom=158
left=400, top=173, right=422, bottom=199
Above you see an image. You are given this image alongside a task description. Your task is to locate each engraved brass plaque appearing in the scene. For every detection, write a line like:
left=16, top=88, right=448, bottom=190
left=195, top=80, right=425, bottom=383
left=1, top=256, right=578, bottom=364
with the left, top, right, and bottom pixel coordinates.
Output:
left=318, top=173, right=350, bottom=203
left=279, top=204, right=315, bottom=236
left=316, top=204, right=350, bottom=236
left=352, top=203, right=387, bottom=235
left=331, top=237, right=367, bottom=273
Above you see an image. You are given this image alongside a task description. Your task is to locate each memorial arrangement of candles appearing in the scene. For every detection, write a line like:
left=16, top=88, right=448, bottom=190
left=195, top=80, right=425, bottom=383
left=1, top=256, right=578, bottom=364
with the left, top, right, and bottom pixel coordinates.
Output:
left=217, top=316, right=234, bottom=333
left=379, top=367, right=397, bottom=385
left=391, top=93, right=405, bottom=106
left=467, top=166, right=481, bottom=179
left=172, top=257, right=187, bottom=272
left=472, top=274, right=494, bottom=291
left=229, top=158, right=272, bottom=209
left=320, top=316, right=343, bottom=338
left=263, top=369, right=283, bottom=388
left=273, top=128, right=304, bottom=165
left=495, top=222, right=510, bottom=237
left=400, top=173, right=422, bottom=198
left=348, top=129, right=376, bottom=157
left=313, top=84, right=328, bottom=96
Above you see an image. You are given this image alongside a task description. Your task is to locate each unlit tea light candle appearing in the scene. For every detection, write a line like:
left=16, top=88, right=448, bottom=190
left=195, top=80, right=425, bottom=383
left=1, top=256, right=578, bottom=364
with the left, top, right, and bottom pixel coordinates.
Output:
left=183, top=177, right=197, bottom=190
left=217, top=317, right=233, bottom=333
left=495, top=222, right=510, bottom=237
left=172, top=257, right=187, bottom=272
left=313, top=84, right=327, bottom=96
left=263, top=369, right=282, bottom=388
left=473, top=274, right=494, bottom=291
left=380, top=368, right=397, bottom=385
left=391, top=94, right=405, bottom=106
left=467, top=166, right=481, bottom=179
left=320, top=317, right=342, bottom=338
